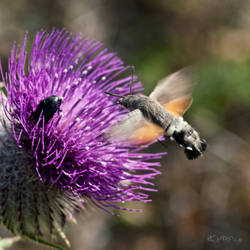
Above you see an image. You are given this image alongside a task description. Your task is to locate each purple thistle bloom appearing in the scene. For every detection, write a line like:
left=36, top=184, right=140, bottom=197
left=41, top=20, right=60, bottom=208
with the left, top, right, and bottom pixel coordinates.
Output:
left=0, top=29, right=163, bottom=245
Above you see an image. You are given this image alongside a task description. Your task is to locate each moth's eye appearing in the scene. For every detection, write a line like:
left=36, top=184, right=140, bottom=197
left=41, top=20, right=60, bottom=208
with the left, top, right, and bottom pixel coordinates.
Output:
left=115, top=99, right=121, bottom=105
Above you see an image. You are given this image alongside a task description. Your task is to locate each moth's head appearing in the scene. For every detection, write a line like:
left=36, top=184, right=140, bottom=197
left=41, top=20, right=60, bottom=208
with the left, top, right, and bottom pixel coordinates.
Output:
left=105, top=90, right=139, bottom=111
left=116, top=95, right=131, bottom=108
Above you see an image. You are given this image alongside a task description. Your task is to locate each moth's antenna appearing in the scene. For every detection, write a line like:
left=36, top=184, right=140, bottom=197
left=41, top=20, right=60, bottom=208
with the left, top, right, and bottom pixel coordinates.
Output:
left=129, top=66, right=135, bottom=95
left=104, top=66, right=135, bottom=97
left=105, top=91, right=122, bottom=97
left=105, top=66, right=135, bottom=97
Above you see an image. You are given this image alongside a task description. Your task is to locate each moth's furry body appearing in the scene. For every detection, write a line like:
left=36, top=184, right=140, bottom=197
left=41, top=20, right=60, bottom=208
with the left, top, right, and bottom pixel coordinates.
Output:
left=119, top=95, right=172, bottom=129
left=118, top=94, right=206, bottom=159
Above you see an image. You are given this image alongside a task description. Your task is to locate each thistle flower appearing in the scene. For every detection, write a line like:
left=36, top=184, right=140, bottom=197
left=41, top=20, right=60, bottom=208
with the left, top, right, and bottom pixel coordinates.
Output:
left=0, top=29, right=163, bottom=247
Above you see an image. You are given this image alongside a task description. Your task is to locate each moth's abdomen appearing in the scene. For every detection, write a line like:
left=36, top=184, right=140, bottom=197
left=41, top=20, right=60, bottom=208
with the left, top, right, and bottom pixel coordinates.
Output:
left=184, top=138, right=207, bottom=159
left=165, top=118, right=207, bottom=159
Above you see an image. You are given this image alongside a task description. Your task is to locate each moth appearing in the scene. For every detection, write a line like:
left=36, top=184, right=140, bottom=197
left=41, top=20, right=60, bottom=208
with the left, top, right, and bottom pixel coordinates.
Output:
left=31, top=95, right=63, bottom=125
left=106, top=68, right=207, bottom=159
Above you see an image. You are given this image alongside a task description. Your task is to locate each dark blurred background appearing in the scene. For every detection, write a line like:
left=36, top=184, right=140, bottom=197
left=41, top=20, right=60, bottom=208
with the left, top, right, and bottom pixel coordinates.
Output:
left=1, top=0, right=250, bottom=249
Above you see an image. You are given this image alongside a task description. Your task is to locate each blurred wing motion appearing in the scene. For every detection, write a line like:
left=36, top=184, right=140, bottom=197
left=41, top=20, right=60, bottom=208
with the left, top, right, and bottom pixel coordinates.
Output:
left=107, top=109, right=164, bottom=145
left=149, top=67, right=195, bottom=106
left=163, top=95, right=193, bottom=117
left=108, top=68, right=195, bottom=144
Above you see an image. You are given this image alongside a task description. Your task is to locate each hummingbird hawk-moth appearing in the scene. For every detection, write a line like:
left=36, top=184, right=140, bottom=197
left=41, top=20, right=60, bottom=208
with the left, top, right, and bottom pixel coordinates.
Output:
left=106, top=68, right=207, bottom=160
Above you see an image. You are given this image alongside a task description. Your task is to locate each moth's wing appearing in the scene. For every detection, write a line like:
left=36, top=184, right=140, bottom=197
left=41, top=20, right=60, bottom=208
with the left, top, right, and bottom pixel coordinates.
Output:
left=107, top=109, right=164, bottom=145
left=149, top=67, right=195, bottom=116
left=163, top=95, right=193, bottom=117
left=130, top=121, right=164, bottom=145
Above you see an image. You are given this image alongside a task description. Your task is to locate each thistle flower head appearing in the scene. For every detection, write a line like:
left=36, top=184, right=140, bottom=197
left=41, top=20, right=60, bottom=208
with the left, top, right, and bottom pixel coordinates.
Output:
left=0, top=29, right=163, bottom=245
